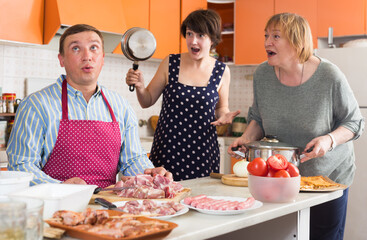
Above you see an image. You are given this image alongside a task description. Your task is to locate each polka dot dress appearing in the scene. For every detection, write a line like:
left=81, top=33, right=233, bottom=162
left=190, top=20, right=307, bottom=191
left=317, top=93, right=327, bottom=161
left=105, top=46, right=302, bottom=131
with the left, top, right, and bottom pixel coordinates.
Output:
left=150, top=54, right=225, bottom=181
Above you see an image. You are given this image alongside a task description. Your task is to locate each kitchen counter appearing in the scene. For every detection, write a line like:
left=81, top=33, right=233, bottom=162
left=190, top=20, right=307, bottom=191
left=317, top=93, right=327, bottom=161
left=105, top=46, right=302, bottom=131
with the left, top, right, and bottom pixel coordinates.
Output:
left=157, top=177, right=343, bottom=240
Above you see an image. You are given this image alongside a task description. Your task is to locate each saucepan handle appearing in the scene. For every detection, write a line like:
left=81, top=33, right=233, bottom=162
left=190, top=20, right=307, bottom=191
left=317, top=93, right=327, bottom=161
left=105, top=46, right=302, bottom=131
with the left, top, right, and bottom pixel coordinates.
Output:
left=129, top=63, right=139, bottom=92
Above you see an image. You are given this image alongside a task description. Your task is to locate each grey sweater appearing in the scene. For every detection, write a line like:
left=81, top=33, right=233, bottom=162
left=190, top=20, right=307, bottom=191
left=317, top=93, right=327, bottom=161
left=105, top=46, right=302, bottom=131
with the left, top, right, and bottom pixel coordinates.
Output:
left=248, top=58, right=364, bottom=186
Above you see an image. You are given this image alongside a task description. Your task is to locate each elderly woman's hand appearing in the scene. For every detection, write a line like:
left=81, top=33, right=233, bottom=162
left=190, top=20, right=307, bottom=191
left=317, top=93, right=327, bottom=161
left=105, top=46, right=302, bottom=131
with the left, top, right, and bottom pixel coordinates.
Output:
left=228, top=136, right=248, bottom=159
left=144, top=167, right=173, bottom=180
left=300, top=135, right=333, bottom=163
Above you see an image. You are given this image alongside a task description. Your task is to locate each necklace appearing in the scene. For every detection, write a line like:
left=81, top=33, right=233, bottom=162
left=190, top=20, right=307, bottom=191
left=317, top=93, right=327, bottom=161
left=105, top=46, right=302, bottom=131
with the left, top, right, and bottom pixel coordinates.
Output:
left=278, top=63, right=305, bottom=86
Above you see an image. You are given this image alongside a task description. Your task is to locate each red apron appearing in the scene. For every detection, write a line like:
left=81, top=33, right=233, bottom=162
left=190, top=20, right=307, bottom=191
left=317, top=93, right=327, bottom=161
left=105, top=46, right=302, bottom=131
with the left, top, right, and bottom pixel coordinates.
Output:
left=43, top=79, right=121, bottom=188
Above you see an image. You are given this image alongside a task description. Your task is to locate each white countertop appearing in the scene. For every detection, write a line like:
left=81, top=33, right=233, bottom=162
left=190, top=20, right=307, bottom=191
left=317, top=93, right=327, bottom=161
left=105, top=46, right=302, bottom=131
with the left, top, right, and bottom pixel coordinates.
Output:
left=160, top=177, right=343, bottom=240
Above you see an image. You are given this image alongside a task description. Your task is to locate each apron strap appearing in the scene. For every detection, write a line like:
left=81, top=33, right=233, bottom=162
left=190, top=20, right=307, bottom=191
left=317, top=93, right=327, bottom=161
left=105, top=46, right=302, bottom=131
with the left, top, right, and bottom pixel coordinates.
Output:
left=61, top=79, right=117, bottom=122
left=62, top=79, right=68, bottom=120
left=100, top=90, right=117, bottom=122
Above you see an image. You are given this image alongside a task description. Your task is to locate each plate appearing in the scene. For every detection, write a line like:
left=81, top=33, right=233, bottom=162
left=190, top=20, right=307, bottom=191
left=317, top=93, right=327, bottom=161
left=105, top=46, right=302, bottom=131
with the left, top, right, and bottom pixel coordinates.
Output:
left=300, top=176, right=348, bottom=192
left=45, top=210, right=177, bottom=240
left=103, top=200, right=189, bottom=220
left=180, top=196, right=262, bottom=215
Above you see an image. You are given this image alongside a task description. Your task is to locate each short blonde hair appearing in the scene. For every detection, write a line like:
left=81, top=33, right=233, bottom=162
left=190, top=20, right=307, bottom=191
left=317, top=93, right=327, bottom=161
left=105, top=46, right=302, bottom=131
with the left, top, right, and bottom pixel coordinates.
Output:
left=265, top=13, right=313, bottom=63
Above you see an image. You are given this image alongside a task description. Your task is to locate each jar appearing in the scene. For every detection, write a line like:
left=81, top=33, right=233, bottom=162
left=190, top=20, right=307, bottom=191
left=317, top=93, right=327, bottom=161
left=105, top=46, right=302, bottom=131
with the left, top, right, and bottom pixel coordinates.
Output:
left=3, top=93, right=16, bottom=113
left=231, top=117, right=247, bottom=137
left=0, top=200, right=27, bottom=240
left=6, top=120, right=14, bottom=145
left=1, top=96, right=6, bottom=113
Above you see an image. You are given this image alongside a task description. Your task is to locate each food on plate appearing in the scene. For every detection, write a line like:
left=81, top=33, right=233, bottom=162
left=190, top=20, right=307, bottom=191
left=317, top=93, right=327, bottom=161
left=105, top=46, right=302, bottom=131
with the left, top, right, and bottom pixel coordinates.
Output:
left=49, top=209, right=171, bottom=238
left=267, top=154, right=288, bottom=170
left=183, top=195, right=255, bottom=210
left=113, top=174, right=184, bottom=199
left=117, top=200, right=185, bottom=216
left=233, top=160, right=249, bottom=177
left=248, top=154, right=300, bottom=178
left=247, top=157, right=268, bottom=176
left=300, top=176, right=341, bottom=190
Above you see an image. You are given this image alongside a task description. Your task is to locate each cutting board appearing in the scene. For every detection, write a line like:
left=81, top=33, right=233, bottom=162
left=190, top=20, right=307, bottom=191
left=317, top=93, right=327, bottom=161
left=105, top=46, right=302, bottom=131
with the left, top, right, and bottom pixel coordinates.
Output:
left=221, top=174, right=248, bottom=187
left=89, top=187, right=191, bottom=204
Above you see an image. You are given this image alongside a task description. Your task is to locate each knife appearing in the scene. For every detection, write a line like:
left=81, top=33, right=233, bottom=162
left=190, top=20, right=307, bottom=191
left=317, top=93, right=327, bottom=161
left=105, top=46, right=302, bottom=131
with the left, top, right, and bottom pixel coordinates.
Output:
left=93, top=186, right=135, bottom=194
left=94, top=197, right=125, bottom=212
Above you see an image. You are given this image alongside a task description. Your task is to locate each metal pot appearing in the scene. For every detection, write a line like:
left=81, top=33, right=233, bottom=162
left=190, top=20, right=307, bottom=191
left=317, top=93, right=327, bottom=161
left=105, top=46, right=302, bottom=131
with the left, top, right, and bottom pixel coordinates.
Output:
left=244, top=135, right=301, bottom=166
left=121, top=27, right=157, bottom=92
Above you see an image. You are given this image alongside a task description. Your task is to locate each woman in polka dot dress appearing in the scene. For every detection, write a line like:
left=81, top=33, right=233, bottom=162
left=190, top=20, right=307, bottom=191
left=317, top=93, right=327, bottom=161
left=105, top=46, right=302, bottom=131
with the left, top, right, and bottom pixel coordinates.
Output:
left=126, top=9, right=240, bottom=180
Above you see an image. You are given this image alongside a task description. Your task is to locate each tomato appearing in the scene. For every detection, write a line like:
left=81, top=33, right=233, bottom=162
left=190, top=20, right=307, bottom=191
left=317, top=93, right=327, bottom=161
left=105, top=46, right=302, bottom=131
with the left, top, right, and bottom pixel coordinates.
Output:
left=286, top=162, right=300, bottom=177
left=274, top=169, right=291, bottom=178
left=267, top=154, right=289, bottom=170
left=267, top=167, right=277, bottom=177
left=247, top=158, right=268, bottom=176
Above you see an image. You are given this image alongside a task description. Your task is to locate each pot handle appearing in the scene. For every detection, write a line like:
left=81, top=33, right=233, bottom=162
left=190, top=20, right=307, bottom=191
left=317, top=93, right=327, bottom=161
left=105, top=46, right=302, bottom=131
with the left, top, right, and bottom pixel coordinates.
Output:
left=231, top=146, right=247, bottom=159
left=129, top=62, right=139, bottom=92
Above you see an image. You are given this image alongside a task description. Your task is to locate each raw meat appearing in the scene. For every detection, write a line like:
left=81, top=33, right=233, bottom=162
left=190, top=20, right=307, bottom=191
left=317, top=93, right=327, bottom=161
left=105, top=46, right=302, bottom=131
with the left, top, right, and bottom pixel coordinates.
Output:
left=115, top=174, right=184, bottom=199
left=117, top=199, right=185, bottom=216
left=183, top=195, right=255, bottom=211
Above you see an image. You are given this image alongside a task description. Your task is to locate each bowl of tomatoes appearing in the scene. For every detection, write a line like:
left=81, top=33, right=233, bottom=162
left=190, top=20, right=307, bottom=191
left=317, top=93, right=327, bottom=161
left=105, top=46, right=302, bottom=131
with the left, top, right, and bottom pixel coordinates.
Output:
left=247, top=154, right=301, bottom=203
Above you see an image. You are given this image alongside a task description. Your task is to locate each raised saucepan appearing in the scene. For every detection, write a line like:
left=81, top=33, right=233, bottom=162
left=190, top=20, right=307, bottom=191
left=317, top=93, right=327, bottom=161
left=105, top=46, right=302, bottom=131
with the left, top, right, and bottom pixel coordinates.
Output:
left=121, top=27, right=157, bottom=92
left=243, top=135, right=302, bottom=167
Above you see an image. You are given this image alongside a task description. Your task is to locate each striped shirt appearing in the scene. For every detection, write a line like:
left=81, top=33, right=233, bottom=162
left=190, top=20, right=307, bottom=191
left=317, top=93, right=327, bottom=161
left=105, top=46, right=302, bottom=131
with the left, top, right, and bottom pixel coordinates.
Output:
left=6, top=75, right=154, bottom=185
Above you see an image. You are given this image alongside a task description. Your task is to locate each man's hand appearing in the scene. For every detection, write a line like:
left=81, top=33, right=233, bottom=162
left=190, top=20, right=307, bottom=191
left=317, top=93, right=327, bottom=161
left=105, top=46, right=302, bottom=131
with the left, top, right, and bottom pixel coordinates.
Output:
left=62, top=177, right=87, bottom=185
left=144, top=167, right=173, bottom=180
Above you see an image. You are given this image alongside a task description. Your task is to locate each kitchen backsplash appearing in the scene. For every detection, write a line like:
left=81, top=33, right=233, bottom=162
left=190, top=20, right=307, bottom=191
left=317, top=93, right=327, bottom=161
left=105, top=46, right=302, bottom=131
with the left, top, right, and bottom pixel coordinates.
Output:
left=0, top=42, right=256, bottom=137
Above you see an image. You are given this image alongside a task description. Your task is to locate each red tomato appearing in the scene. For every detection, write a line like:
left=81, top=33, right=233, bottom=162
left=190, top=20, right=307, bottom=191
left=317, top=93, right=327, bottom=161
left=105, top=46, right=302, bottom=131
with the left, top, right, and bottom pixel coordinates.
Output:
left=267, top=154, right=289, bottom=170
left=274, top=169, right=291, bottom=178
left=286, top=162, right=300, bottom=177
left=267, top=167, right=277, bottom=177
left=247, top=158, right=268, bottom=176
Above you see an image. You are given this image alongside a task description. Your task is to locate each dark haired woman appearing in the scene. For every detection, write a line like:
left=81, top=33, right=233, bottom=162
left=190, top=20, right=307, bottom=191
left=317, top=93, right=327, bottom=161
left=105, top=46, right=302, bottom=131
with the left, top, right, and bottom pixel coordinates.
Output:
left=126, top=9, right=240, bottom=180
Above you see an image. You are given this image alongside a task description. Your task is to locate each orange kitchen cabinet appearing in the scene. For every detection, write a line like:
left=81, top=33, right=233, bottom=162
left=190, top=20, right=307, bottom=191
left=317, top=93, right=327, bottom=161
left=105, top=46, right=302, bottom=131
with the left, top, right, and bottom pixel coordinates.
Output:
left=317, top=0, right=365, bottom=37
left=114, top=0, right=150, bottom=54
left=150, top=0, right=180, bottom=59
left=275, top=0, right=318, bottom=49
left=235, top=0, right=274, bottom=65
left=0, top=0, right=44, bottom=44
left=208, top=1, right=234, bottom=64
left=180, top=0, right=207, bottom=53
left=117, top=0, right=180, bottom=59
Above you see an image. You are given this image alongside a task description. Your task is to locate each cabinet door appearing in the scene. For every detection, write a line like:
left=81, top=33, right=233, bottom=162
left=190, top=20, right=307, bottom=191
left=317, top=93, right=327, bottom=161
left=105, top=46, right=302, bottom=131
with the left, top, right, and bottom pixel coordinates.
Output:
left=150, top=0, right=180, bottom=59
left=317, top=0, right=365, bottom=37
left=275, top=0, right=318, bottom=49
left=180, top=0, right=207, bottom=53
left=0, top=0, right=44, bottom=44
left=114, top=0, right=149, bottom=54
left=235, top=0, right=274, bottom=65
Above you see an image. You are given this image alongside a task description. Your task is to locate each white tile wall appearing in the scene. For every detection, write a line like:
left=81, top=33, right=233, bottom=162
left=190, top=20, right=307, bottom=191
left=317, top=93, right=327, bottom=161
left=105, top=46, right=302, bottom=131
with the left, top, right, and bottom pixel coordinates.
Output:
left=0, top=42, right=257, bottom=137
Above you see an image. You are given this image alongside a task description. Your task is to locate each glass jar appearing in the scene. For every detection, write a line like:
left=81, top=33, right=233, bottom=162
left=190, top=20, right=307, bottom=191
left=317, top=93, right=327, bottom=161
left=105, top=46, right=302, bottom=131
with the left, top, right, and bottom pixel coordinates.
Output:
left=231, top=117, right=247, bottom=137
left=6, top=120, right=14, bottom=146
left=3, top=93, right=16, bottom=113
left=0, top=200, right=27, bottom=240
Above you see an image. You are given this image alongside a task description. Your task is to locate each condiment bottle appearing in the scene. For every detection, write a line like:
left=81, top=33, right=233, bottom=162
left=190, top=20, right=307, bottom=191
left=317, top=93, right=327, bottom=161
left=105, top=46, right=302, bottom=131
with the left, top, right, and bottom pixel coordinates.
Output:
left=231, top=117, right=247, bottom=137
left=2, top=93, right=16, bottom=113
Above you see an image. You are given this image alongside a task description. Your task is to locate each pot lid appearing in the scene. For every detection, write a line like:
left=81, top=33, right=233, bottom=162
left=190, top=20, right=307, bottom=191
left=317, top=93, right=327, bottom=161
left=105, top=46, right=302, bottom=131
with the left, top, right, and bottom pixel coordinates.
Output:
left=245, top=135, right=299, bottom=150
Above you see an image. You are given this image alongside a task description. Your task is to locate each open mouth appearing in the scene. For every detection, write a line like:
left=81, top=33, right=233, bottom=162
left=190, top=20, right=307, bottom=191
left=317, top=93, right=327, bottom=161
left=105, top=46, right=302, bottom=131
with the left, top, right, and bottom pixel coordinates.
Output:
left=266, top=50, right=276, bottom=57
left=82, top=66, right=93, bottom=71
left=191, top=47, right=200, bottom=53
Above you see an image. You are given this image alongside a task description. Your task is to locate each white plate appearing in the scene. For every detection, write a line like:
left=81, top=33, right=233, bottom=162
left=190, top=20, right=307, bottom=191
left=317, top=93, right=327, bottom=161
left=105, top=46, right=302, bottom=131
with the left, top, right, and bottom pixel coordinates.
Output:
left=104, top=200, right=189, bottom=220
left=180, top=196, right=262, bottom=215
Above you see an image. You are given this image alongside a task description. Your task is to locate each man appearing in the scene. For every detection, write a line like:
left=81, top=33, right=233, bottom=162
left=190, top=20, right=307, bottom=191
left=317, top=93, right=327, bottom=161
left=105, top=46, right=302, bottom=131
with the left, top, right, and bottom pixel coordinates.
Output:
left=6, top=24, right=171, bottom=187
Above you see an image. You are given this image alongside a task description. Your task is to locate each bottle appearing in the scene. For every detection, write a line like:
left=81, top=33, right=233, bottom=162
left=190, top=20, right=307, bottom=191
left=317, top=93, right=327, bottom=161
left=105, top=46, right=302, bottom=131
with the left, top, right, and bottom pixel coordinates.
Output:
left=3, top=93, right=16, bottom=113
left=231, top=117, right=247, bottom=137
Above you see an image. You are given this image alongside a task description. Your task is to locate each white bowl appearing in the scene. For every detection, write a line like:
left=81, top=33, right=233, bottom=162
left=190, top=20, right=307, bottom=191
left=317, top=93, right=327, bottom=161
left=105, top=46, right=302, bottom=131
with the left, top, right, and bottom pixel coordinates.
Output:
left=0, top=171, right=33, bottom=195
left=9, top=183, right=97, bottom=219
left=248, top=174, right=300, bottom=203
